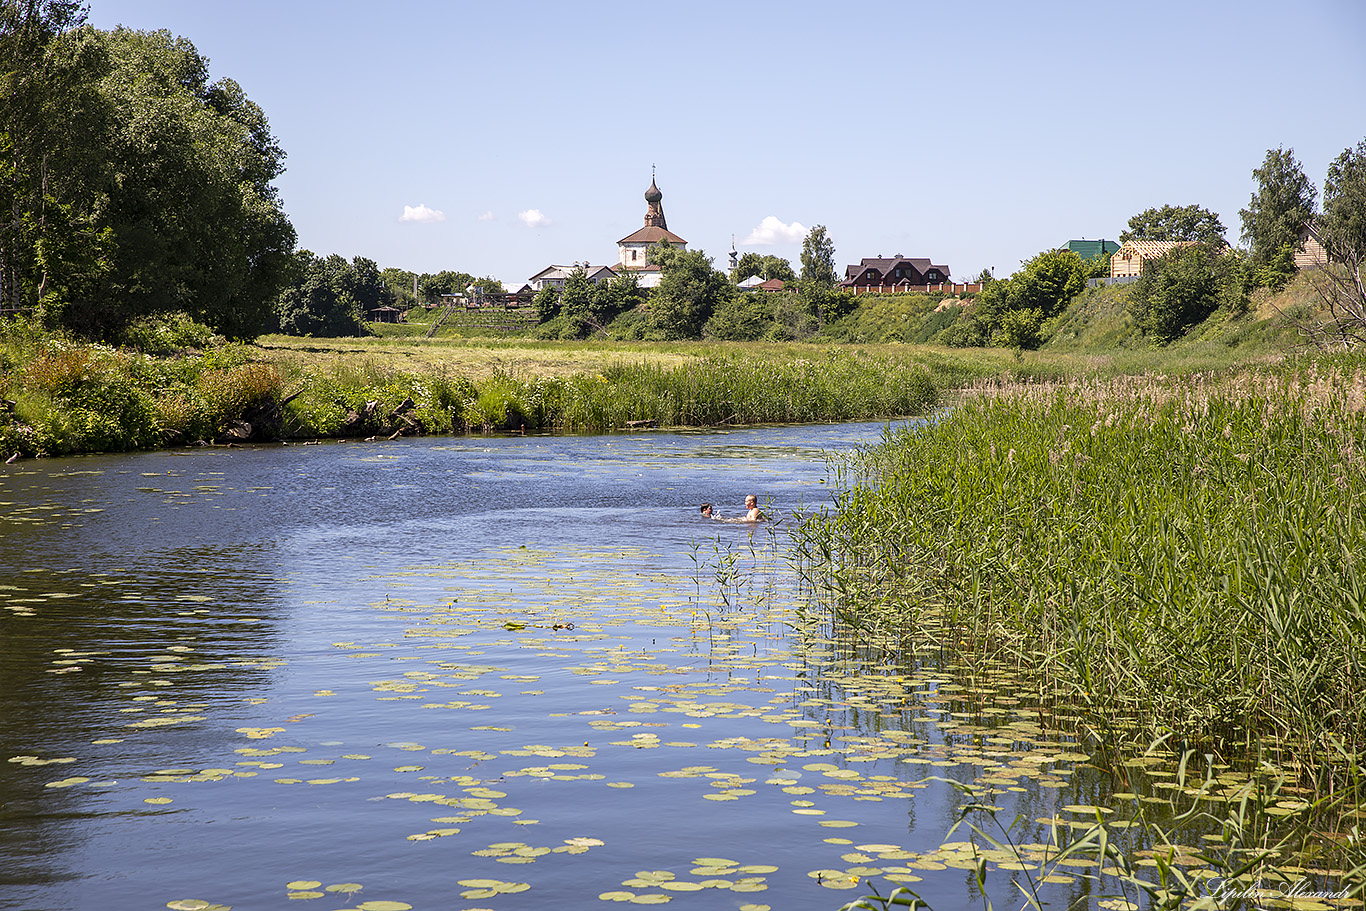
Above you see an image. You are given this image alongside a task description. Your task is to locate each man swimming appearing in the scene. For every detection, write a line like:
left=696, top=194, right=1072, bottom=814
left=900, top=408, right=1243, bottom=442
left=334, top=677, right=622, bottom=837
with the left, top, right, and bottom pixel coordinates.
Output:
left=742, top=494, right=767, bottom=522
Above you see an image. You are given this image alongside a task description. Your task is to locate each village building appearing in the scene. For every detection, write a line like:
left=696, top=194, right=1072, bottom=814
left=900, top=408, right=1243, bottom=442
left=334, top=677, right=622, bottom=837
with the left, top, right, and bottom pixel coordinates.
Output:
left=615, top=177, right=687, bottom=288
left=1294, top=221, right=1329, bottom=269
left=526, top=263, right=618, bottom=292
left=526, top=175, right=687, bottom=291
left=840, top=255, right=950, bottom=290
left=1109, top=240, right=1193, bottom=279
left=1061, top=239, right=1120, bottom=260
left=738, top=276, right=786, bottom=292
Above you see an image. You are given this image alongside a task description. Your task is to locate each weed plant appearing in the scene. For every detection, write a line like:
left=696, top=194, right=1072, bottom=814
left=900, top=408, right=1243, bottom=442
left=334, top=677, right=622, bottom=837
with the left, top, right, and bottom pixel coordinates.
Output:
left=794, top=363, right=1366, bottom=794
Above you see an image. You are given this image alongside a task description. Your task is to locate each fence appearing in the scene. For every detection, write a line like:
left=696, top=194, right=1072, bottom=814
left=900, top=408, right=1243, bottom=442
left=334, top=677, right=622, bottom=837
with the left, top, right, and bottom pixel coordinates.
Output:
left=845, top=282, right=982, bottom=295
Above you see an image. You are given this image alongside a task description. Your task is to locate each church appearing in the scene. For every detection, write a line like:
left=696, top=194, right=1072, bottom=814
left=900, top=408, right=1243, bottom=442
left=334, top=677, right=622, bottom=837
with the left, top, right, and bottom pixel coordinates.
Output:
left=526, top=176, right=686, bottom=291
left=614, top=176, right=687, bottom=287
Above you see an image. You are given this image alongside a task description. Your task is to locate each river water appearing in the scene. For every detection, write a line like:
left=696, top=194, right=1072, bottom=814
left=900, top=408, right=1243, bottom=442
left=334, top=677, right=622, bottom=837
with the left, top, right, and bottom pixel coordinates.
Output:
left=0, top=425, right=1208, bottom=911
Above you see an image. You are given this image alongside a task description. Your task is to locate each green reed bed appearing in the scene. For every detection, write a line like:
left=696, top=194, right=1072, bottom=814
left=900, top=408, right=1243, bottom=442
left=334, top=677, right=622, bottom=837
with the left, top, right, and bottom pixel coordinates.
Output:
left=794, top=365, right=1366, bottom=787
left=541, top=350, right=940, bottom=432
left=1, top=326, right=946, bottom=454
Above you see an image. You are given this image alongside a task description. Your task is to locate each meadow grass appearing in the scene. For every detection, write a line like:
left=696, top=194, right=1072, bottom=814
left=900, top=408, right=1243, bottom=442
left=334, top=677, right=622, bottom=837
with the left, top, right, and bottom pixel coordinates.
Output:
left=794, top=360, right=1366, bottom=791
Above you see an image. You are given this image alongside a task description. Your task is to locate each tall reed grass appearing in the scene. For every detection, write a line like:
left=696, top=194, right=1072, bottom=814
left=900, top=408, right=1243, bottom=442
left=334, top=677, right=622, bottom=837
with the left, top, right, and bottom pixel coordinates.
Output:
left=794, top=363, right=1366, bottom=790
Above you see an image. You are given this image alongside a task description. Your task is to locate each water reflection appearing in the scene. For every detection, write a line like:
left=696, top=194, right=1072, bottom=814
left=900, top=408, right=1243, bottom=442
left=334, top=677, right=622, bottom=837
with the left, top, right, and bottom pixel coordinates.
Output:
left=0, top=423, right=1280, bottom=911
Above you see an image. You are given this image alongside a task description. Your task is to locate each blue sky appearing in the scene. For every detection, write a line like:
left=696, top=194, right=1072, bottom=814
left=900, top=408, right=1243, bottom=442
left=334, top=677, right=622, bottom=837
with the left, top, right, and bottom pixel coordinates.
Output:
left=89, top=0, right=1366, bottom=288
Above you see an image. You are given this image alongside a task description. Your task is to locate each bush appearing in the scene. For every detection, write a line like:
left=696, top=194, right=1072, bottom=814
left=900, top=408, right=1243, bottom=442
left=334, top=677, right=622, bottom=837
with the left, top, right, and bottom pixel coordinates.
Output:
left=935, top=314, right=987, bottom=347
left=1127, top=244, right=1223, bottom=343
left=996, top=307, right=1044, bottom=350
left=120, top=312, right=223, bottom=354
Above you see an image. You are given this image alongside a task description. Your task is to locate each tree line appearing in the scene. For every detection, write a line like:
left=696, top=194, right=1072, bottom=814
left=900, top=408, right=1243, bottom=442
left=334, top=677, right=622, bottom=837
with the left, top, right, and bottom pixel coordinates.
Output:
left=528, top=225, right=849, bottom=341
left=972, top=143, right=1366, bottom=348
left=0, top=1, right=295, bottom=339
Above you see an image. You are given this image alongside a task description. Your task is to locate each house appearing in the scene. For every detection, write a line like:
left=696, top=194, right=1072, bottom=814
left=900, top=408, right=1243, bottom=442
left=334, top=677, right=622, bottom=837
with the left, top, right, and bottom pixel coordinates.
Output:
left=1061, top=239, right=1120, bottom=261
left=1294, top=221, right=1328, bottom=269
left=616, top=176, right=686, bottom=289
left=1109, top=240, right=1193, bottom=279
left=526, top=263, right=618, bottom=292
left=739, top=277, right=785, bottom=292
left=841, top=255, right=950, bottom=290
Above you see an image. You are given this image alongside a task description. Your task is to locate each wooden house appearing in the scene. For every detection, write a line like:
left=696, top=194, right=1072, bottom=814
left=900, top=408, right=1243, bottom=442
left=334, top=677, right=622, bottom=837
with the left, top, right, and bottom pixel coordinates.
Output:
left=1294, top=222, right=1329, bottom=269
left=1109, top=240, right=1192, bottom=279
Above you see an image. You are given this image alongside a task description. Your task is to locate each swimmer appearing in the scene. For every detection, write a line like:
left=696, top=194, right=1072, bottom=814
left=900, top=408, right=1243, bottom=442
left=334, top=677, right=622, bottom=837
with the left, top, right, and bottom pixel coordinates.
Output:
left=700, top=503, right=715, bottom=519
left=742, top=494, right=767, bottom=522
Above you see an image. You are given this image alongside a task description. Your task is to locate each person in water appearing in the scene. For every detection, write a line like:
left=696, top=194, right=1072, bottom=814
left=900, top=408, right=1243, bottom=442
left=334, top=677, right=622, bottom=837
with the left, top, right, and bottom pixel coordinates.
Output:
left=700, top=503, right=714, bottom=518
left=742, top=494, right=767, bottom=522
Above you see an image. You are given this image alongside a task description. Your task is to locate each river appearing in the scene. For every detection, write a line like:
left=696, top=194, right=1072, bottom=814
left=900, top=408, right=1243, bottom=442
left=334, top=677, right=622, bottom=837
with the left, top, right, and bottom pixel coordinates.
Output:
left=0, top=424, right=1235, bottom=911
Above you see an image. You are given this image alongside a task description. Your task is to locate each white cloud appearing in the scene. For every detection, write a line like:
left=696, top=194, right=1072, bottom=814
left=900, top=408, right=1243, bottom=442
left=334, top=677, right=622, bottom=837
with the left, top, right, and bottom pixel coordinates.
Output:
left=477, top=210, right=495, bottom=221
left=518, top=208, right=552, bottom=228
left=400, top=204, right=446, bottom=223
left=742, top=216, right=808, bottom=246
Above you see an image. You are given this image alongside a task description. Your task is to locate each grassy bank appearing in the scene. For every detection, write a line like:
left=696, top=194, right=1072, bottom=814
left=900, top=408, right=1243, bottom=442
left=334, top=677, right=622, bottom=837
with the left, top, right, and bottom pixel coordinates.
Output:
left=0, top=320, right=996, bottom=456
left=794, top=360, right=1366, bottom=787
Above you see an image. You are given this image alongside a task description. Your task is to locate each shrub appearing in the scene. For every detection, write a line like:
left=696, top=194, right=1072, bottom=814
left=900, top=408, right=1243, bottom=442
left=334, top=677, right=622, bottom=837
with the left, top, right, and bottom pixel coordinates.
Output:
left=1127, top=244, right=1223, bottom=342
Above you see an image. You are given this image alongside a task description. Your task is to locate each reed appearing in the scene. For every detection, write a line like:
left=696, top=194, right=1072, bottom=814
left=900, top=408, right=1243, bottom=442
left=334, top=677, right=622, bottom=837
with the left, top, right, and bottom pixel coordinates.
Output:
left=794, top=362, right=1366, bottom=788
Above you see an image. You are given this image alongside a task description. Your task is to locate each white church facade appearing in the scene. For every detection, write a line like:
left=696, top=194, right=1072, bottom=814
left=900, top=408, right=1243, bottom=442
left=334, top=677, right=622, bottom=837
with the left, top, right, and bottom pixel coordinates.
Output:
left=526, top=176, right=687, bottom=291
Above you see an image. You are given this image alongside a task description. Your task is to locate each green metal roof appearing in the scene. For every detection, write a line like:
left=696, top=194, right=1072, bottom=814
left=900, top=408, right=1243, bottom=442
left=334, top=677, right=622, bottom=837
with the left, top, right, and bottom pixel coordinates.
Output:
left=1063, top=239, right=1120, bottom=260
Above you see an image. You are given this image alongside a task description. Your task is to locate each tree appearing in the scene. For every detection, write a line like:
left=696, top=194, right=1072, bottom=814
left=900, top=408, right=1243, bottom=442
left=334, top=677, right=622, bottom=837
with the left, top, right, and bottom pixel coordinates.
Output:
left=647, top=243, right=733, bottom=339
left=734, top=252, right=795, bottom=284
left=799, top=225, right=837, bottom=287
left=470, top=276, right=504, bottom=297
left=1126, top=244, right=1222, bottom=343
left=1, top=20, right=296, bottom=339
left=1, top=2, right=107, bottom=318
left=1321, top=139, right=1366, bottom=265
left=556, top=266, right=594, bottom=337
left=418, top=270, right=474, bottom=303
left=532, top=283, right=559, bottom=322
left=1240, top=147, right=1316, bottom=282
left=380, top=267, right=418, bottom=308
left=1302, top=138, right=1366, bottom=347
left=974, top=249, right=1088, bottom=344
left=275, top=251, right=368, bottom=337
left=1121, top=204, right=1227, bottom=247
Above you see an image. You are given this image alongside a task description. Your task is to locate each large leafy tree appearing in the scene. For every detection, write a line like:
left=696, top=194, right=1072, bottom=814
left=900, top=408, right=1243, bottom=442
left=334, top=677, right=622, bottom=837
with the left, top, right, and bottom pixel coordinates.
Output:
left=1302, top=138, right=1366, bottom=347
left=275, top=252, right=371, bottom=337
left=734, top=252, right=795, bottom=284
left=1240, top=147, right=1316, bottom=275
left=1121, top=204, right=1227, bottom=247
left=799, top=225, right=837, bottom=287
left=974, top=249, right=1089, bottom=347
left=1321, top=139, right=1366, bottom=264
left=0, top=11, right=295, bottom=339
left=647, top=244, right=733, bottom=339
left=0, top=1, right=108, bottom=317
left=1126, top=244, right=1223, bottom=343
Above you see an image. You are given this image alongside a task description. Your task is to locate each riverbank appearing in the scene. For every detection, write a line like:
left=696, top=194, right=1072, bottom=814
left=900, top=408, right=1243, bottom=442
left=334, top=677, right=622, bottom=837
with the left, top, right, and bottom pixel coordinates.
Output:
left=0, top=321, right=1012, bottom=458
left=0, top=301, right=1310, bottom=461
left=795, top=360, right=1366, bottom=777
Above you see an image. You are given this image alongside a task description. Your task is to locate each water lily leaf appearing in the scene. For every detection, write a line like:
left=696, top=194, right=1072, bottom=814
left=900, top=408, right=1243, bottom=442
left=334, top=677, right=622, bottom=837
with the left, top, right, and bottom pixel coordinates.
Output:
left=166, top=902, right=213, bottom=910
left=355, top=903, right=413, bottom=911
left=285, top=882, right=322, bottom=890
left=286, top=892, right=323, bottom=900
left=324, top=883, right=363, bottom=893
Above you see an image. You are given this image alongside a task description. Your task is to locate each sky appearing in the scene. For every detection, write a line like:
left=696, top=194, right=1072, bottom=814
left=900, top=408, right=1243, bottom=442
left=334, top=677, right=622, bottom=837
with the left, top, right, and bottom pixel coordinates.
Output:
left=88, top=0, right=1366, bottom=289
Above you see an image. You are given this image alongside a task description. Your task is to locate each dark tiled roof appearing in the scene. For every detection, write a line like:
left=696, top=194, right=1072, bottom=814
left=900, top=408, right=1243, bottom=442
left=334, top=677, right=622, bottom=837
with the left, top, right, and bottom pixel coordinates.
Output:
left=618, top=225, right=687, bottom=245
left=843, top=255, right=949, bottom=282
